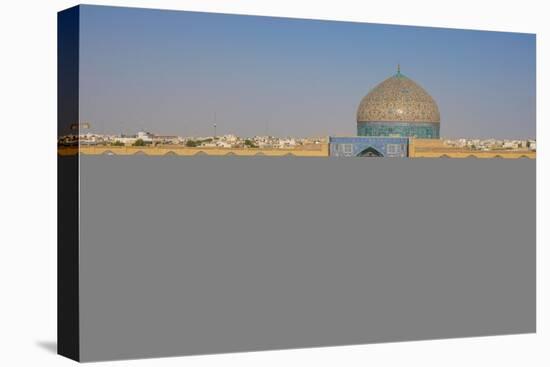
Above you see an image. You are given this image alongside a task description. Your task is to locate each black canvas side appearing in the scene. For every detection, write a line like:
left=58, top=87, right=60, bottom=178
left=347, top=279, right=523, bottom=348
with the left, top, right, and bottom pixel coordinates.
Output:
left=57, top=5, right=80, bottom=362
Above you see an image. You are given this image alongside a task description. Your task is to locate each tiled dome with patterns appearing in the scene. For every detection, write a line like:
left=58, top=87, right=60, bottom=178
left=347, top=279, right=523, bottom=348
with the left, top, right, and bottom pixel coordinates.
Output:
left=356, top=66, right=440, bottom=139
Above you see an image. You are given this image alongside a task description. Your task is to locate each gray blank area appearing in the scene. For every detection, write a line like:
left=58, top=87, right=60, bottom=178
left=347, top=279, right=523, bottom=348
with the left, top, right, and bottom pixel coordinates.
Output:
left=79, top=157, right=535, bottom=361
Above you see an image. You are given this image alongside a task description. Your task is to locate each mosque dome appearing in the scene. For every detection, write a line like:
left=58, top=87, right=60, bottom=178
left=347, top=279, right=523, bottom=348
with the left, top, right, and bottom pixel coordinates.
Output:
left=357, top=66, right=440, bottom=124
left=356, top=66, right=440, bottom=139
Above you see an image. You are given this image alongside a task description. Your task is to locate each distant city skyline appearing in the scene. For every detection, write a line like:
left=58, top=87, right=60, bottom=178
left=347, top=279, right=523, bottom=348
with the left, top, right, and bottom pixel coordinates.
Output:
left=79, top=5, right=536, bottom=139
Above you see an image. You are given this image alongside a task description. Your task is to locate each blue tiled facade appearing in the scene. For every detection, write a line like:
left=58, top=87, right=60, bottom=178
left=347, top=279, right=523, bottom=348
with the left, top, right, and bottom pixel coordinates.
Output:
left=357, top=121, right=439, bottom=139
left=329, top=137, right=409, bottom=158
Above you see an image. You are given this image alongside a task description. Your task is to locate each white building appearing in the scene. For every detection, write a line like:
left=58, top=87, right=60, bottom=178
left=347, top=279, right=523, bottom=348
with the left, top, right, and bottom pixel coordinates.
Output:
left=137, top=131, right=153, bottom=143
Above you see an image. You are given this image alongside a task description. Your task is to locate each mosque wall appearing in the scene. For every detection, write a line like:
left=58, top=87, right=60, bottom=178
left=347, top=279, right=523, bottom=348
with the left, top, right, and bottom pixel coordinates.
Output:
left=409, top=139, right=536, bottom=159
left=329, top=136, right=408, bottom=157
left=58, top=144, right=330, bottom=157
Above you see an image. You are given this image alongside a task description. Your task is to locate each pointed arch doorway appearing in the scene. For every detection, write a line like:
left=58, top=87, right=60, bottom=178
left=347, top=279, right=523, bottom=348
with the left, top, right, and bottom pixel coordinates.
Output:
left=357, top=146, right=383, bottom=157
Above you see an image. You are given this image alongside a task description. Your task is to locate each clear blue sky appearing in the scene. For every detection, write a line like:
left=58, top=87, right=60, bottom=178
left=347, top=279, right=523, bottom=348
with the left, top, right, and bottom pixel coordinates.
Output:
left=79, top=5, right=536, bottom=139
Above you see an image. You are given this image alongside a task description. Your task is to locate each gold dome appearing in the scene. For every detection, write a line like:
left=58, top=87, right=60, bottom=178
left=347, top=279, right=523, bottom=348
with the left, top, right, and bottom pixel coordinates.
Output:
left=357, top=67, right=440, bottom=124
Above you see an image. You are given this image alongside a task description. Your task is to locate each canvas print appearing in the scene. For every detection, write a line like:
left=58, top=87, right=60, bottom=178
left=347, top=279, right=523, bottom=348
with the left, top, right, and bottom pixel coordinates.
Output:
left=58, top=5, right=535, bottom=159
left=58, top=5, right=536, bottom=362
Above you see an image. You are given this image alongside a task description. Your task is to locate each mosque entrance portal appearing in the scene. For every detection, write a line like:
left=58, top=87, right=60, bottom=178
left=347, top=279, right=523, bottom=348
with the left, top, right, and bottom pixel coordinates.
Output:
left=357, top=146, right=383, bottom=157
